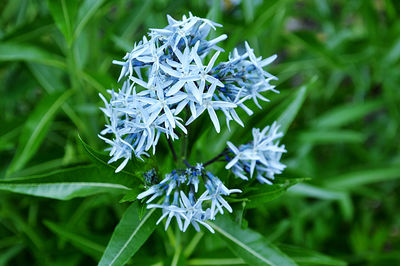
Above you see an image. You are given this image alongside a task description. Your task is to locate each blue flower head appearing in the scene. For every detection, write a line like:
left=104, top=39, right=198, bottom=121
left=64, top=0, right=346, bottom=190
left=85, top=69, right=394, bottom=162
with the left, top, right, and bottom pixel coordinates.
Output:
left=225, top=122, right=287, bottom=184
left=99, top=13, right=278, bottom=172
left=99, top=14, right=284, bottom=233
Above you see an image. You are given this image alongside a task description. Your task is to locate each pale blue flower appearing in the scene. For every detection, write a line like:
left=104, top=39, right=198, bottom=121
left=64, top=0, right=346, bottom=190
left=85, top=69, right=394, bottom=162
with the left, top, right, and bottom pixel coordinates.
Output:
left=225, top=122, right=287, bottom=184
left=138, top=164, right=240, bottom=233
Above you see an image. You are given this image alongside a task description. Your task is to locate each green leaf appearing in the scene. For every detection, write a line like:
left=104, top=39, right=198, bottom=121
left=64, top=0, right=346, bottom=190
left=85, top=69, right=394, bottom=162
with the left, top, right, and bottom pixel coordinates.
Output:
left=244, top=178, right=308, bottom=208
left=209, top=215, right=296, bottom=266
left=27, top=63, right=89, bottom=137
left=78, top=135, right=146, bottom=181
left=278, top=244, right=347, bottom=266
left=298, top=130, right=365, bottom=144
left=119, top=189, right=141, bottom=203
left=74, top=0, right=106, bottom=40
left=263, top=79, right=313, bottom=135
left=0, top=244, right=24, bottom=266
left=44, top=220, right=105, bottom=259
left=312, top=100, right=383, bottom=129
left=47, top=0, right=78, bottom=44
left=288, top=183, right=353, bottom=220
left=0, top=42, right=66, bottom=69
left=323, top=166, right=400, bottom=190
left=99, top=202, right=159, bottom=266
left=0, top=165, right=136, bottom=200
left=7, top=90, right=73, bottom=176
left=286, top=31, right=343, bottom=68
left=276, top=84, right=308, bottom=134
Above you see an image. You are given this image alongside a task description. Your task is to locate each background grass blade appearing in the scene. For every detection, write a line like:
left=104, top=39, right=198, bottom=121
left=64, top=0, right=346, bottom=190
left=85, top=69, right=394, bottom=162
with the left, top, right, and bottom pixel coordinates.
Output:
left=311, top=100, right=384, bottom=129
left=323, top=166, right=400, bottom=190
left=7, top=90, right=73, bottom=176
left=276, top=84, right=308, bottom=134
left=210, top=215, right=296, bottom=266
left=99, top=202, right=159, bottom=266
left=278, top=244, right=347, bottom=266
left=74, top=0, right=106, bottom=40
left=0, top=42, right=66, bottom=69
left=44, top=220, right=105, bottom=259
left=47, top=0, right=78, bottom=44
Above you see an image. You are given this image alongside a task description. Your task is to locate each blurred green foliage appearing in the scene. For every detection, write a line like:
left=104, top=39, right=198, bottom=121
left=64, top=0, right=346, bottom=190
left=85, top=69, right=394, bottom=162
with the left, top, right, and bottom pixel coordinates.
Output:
left=0, top=0, right=399, bottom=265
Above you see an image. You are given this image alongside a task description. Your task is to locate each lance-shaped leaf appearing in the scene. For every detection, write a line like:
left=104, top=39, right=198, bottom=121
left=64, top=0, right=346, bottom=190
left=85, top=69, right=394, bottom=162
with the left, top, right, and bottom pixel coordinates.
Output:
left=74, top=0, right=106, bottom=40
left=99, top=202, right=159, bottom=266
left=47, top=0, right=78, bottom=44
left=0, top=165, right=138, bottom=200
left=275, top=84, right=308, bottom=135
left=44, top=220, right=105, bottom=260
left=209, top=215, right=296, bottom=266
left=0, top=42, right=66, bottom=69
left=78, top=135, right=147, bottom=181
left=7, top=90, right=73, bottom=176
left=261, top=78, right=315, bottom=135
left=243, top=177, right=309, bottom=208
left=278, top=244, right=347, bottom=266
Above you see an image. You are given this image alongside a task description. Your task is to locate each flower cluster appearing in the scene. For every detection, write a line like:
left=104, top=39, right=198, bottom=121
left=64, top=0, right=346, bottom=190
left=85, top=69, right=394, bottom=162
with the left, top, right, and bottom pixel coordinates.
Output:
left=99, top=13, right=278, bottom=172
left=137, top=164, right=241, bottom=233
left=99, top=14, right=287, bottom=233
left=225, top=122, right=287, bottom=184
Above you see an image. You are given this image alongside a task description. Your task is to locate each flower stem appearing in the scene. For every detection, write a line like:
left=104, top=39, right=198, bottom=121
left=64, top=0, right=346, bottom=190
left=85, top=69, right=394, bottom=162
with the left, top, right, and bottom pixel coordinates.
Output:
left=203, top=148, right=229, bottom=167
left=167, top=137, right=178, bottom=162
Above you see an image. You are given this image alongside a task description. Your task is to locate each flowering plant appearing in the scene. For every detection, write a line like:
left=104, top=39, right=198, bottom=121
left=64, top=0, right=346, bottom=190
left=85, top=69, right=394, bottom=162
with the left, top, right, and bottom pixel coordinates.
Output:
left=99, top=13, right=287, bottom=232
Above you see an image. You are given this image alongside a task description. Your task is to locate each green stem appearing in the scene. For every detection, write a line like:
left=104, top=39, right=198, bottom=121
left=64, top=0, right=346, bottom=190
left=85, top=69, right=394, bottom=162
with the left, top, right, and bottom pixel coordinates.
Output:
left=171, top=228, right=182, bottom=266
left=183, top=231, right=204, bottom=258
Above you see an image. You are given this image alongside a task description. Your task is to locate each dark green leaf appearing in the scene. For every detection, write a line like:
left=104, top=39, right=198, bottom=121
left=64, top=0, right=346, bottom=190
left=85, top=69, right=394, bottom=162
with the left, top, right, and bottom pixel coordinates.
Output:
left=210, top=215, right=296, bottom=266
left=244, top=178, right=309, bottom=208
left=44, top=220, right=105, bottom=259
left=78, top=135, right=146, bottom=181
left=278, top=244, right=347, bottom=266
left=99, top=202, right=159, bottom=266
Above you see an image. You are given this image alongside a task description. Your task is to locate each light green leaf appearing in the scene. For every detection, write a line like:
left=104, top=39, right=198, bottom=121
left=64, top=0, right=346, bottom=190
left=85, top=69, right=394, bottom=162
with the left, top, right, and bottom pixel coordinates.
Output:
left=74, top=0, right=106, bottom=40
left=288, top=183, right=353, bottom=220
left=0, top=182, right=129, bottom=200
left=47, top=0, right=78, bottom=44
left=323, top=166, right=400, bottom=190
left=7, top=90, right=73, bottom=176
left=99, top=202, right=159, bottom=266
left=276, top=84, right=308, bottom=134
left=0, top=42, right=66, bottom=69
left=312, top=100, right=383, bottom=129
left=0, top=165, right=136, bottom=200
left=187, top=257, right=246, bottom=265
left=209, top=215, right=297, bottom=266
